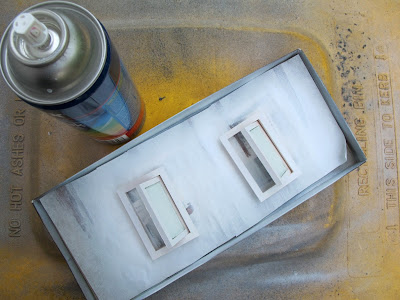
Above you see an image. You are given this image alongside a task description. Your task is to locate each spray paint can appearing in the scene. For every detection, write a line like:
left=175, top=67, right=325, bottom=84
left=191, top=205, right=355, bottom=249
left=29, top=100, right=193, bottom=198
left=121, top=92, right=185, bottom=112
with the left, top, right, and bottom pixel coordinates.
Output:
left=0, top=1, right=145, bottom=144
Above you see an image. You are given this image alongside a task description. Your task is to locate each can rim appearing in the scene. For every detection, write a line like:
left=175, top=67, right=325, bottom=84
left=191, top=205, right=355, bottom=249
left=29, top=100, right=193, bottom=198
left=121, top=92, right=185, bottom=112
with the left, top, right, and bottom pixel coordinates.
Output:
left=0, top=1, right=107, bottom=106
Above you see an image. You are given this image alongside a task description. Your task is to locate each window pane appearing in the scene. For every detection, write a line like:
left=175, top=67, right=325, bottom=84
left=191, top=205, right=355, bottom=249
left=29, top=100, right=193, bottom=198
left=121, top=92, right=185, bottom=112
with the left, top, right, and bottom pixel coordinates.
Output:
left=229, top=132, right=275, bottom=192
left=126, top=188, right=165, bottom=250
left=145, top=181, right=186, bottom=240
left=249, top=125, right=289, bottom=177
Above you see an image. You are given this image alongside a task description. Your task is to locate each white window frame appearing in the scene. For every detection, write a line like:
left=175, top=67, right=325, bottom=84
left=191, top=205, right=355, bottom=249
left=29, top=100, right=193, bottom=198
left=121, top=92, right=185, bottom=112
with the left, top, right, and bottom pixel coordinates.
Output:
left=220, top=112, right=300, bottom=202
left=117, top=168, right=198, bottom=260
left=138, top=176, right=189, bottom=248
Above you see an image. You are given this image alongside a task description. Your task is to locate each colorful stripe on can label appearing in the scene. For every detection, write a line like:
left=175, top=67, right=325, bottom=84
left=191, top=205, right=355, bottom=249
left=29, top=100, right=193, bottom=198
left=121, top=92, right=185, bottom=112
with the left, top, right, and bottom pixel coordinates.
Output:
left=45, top=34, right=144, bottom=144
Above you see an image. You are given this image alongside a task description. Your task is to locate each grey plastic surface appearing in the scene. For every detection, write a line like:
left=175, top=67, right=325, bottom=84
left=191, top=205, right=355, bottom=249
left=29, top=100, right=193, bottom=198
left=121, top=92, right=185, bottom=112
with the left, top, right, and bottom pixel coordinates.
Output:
left=4, top=1, right=398, bottom=298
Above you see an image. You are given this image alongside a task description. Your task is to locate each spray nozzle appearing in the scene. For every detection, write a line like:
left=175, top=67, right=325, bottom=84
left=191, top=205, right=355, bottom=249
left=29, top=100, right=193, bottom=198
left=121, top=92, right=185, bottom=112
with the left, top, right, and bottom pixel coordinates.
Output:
left=13, top=13, right=49, bottom=47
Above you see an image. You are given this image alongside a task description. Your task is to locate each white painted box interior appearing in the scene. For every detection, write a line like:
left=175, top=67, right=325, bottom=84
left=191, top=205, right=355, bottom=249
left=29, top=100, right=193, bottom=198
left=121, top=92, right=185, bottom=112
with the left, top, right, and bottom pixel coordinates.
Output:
left=37, top=54, right=348, bottom=300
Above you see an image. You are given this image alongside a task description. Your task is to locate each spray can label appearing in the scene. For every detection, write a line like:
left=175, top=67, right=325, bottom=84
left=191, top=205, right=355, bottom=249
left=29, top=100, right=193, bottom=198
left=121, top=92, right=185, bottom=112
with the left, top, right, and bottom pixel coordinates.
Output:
left=47, top=35, right=145, bottom=144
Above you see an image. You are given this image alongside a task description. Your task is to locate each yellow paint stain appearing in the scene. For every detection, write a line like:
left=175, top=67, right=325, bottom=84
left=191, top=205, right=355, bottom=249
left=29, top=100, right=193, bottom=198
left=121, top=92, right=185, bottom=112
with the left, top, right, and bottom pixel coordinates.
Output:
left=0, top=247, right=81, bottom=299
left=127, top=28, right=333, bottom=134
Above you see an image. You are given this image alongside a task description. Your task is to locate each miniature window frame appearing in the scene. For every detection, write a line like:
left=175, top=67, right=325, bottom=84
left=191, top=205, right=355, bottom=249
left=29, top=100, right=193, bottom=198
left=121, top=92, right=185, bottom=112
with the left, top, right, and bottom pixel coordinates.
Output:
left=220, top=112, right=300, bottom=202
left=117, top=168, right=198, bottom=260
